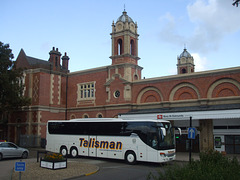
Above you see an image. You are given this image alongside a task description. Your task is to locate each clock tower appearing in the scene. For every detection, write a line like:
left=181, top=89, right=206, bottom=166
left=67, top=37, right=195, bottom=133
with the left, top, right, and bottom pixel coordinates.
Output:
left=110, top=10, right=140, bottom=65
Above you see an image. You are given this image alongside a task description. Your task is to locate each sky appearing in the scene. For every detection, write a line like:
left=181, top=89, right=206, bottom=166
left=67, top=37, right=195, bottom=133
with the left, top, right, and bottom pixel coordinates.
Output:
left=1, top=0, right=240, bottom=78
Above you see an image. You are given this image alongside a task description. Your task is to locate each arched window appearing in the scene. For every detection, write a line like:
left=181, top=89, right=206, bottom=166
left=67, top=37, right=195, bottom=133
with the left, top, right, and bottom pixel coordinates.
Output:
left=134, top=74, right=138, bottom=80
left=83, top=114, right=89, bottom=118
left=181, top=68, right=187, bottom=74
left=70, top=114, right=76, bottom=119
left=130, top=40, right=134, bottom=55
left=117, top=39, right=123, bottom=55
left=96, top=113, right=103, bottom=118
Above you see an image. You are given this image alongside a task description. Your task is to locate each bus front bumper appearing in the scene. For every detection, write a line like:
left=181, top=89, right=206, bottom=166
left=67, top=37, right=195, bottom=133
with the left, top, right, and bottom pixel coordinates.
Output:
left=159, top=152, right=176, bottom=162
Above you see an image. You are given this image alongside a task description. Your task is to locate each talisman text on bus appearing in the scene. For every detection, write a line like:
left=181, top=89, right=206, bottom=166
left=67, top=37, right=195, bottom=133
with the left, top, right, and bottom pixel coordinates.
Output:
left=79, top=138, right=123, bottom=150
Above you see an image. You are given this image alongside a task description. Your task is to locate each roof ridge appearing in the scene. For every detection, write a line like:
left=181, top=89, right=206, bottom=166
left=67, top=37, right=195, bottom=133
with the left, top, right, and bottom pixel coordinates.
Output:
left=26, top=55, right=47, bottom=62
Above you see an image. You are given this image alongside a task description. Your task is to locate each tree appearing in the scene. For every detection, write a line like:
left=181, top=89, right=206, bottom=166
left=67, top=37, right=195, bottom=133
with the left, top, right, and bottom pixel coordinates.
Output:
left=0, top=41, right=31, bottom=139
left=233, top=0, right=240, bottom=7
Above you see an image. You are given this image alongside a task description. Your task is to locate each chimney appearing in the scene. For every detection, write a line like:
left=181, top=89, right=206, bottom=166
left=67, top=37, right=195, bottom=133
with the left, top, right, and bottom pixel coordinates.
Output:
left=62, top=52, right=70, bottom=71
left=49, top=47, right=62, bottom=71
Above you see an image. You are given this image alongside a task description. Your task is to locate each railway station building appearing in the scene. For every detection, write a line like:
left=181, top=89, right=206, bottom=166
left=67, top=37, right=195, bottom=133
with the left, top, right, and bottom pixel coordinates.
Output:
left=5, top=10, right=240, bottom=154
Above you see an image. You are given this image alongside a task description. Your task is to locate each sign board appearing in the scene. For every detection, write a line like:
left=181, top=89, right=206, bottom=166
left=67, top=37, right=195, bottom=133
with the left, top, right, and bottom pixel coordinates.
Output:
left=157, top=114, right=188, bottom=120
left=15, top=162, right=26, bottom=172
left=188, top=127, right=196, bottom=139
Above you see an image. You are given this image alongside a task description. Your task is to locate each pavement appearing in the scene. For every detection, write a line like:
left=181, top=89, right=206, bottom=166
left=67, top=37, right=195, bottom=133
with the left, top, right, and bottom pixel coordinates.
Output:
left=176, top=152, right=200, bottom=161
left=11, top=160, right=99, bottom=180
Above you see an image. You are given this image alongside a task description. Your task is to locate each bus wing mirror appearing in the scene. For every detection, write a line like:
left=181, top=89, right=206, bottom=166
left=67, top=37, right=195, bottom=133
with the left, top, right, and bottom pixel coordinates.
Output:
left=130, top=133, right=138, bottom=137
left=177, top=128, right=182, bottom=136
left=161, top=127, right=166, bottom=136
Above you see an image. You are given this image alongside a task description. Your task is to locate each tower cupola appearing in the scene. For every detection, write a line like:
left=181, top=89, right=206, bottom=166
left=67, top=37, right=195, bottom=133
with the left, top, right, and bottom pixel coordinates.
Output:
left=116, top=10, right=134, bottom=23
left=177, top=47, right=195, bottom=74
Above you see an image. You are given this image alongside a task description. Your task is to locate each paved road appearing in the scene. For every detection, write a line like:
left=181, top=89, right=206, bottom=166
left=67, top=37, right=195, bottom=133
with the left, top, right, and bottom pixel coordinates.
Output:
left=71, top=157, right=167, bottom=180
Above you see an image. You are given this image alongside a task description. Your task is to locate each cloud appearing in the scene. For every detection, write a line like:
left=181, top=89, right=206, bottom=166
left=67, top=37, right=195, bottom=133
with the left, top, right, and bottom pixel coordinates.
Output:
left=158, top=12, right=185, bottom=47
left=192, top=53, right=208, bottom=72
left=188, top=0, right=240, bottom=33
left=187, top=0, right=240, bottom=53
left=158, top=0, right=240, bottom=54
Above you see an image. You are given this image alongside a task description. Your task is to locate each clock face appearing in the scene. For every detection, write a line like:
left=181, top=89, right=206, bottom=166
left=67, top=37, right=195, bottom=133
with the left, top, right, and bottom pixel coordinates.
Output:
left=117, top=23, right=123, bottom=31
left=130, top=23, right=135, bottom=32
left=114, top=90, right=120, bottom=98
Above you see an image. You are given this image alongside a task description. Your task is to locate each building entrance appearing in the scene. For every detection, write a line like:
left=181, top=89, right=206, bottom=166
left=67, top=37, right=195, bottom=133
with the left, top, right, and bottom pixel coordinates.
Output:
left=176, top=134, right=199, bottom=152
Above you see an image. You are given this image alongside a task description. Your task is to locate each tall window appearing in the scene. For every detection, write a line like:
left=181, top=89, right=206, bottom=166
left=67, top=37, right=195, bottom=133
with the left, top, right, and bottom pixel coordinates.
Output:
left=117, top=39, right=123, bottom=55
left=18, top=73, right=26, bottom=96
left=130, top=40, right=134, bottom=55
left=78, top=82, right=95, bottom=101
left=55, top=57, right=58, bottom=66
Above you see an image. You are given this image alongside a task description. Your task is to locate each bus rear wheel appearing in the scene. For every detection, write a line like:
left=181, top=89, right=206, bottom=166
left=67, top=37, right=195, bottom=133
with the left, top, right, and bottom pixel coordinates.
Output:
left=125, top=151, right=136, bottom=165
left=70, top=147, right=78, bottom=158
left=60, top=146, right=68, bottom=157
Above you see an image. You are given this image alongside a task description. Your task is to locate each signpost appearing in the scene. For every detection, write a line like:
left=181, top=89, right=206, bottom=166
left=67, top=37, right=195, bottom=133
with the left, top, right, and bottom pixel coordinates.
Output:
left=188, top=127, right=196, bottom=139
left=187, top=117, right=198, bottom=163
left=15, top=161, right=25, bottom=180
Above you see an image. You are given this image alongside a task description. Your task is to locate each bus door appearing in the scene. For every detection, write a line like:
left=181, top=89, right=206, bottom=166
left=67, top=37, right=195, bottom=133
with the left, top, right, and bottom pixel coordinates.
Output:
left=137, top=145, right=147, bottom=161
left=147, top=132, right=160, bottom=162
left=130, top=133, right=147, bottom=161
left=147, top=144, right=158, bottom=162
left=89, top=136, right=97, bottom=157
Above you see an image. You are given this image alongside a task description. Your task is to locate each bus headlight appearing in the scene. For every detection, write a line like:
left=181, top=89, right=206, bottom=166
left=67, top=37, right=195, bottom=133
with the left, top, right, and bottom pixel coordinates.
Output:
left=160, top=152, right=166, bottom=157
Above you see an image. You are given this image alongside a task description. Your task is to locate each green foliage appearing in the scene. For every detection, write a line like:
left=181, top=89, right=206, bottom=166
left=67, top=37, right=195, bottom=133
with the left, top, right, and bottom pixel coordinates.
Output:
left=148, top=150, right=240, bottom=180
left=0, top=41, right=31, bottom=123
left=43, top=152, right=65, bottom=162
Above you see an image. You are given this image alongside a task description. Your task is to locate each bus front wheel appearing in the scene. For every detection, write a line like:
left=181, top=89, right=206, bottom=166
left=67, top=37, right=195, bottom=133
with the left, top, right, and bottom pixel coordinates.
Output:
left=125, top=151, right=136, bottom=165
left=60, top=146, right=68, bottom=157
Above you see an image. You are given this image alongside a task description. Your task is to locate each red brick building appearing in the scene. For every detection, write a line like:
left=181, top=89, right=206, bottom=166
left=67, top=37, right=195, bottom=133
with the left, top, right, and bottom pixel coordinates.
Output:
left=6, top=10, right=240, bottom=153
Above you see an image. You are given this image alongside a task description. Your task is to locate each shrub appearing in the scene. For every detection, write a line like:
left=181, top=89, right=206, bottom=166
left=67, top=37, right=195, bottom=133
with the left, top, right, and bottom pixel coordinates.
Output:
left=148, top=150, right=240, bottom=180
left=43, top=152, right=65, bottom=162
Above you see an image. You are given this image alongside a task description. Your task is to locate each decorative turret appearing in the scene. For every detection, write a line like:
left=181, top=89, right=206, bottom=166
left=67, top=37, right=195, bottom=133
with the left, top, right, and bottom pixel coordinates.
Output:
left=177, top=47, right=195, bottom=74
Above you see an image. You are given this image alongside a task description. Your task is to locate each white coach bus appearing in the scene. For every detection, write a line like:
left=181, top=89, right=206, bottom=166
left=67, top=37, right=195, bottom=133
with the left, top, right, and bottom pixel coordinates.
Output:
left=46, top=118, right=178, bottom=164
